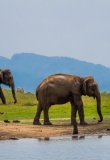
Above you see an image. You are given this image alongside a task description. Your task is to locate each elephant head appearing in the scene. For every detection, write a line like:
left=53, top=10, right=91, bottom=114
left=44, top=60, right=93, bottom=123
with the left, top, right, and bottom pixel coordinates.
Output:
left=0, top=69, right=17, bottom=103
left=82, top=76, right=103, bottom=122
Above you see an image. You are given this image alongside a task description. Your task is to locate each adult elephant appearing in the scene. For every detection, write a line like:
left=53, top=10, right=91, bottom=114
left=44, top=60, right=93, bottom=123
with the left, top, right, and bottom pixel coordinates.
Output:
left=0, top=69, right=17, bottom=104
left=33, top=73, right=103, bottom=134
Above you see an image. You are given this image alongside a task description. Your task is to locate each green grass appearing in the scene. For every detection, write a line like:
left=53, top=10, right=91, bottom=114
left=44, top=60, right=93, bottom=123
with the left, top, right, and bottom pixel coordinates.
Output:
left=0, top=89, right=110, bottom=124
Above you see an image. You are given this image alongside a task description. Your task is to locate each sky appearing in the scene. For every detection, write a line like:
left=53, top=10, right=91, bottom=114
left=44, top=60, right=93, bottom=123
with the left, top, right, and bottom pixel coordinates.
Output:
left=0, top=0, right=110, bottom=67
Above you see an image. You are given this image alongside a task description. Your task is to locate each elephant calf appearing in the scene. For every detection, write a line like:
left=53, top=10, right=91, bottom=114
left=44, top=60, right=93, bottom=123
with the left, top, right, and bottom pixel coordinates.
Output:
left=33, top=73, right=103, bottom=134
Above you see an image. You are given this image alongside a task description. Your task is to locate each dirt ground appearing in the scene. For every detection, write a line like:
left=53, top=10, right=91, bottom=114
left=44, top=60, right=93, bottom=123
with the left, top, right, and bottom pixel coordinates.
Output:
left=0, top=119, right=110, bottom=140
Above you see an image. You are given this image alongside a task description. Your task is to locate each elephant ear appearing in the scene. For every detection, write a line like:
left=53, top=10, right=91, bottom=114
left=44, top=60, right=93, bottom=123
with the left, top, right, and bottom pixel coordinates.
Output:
left=82, top=80, right=86, bottom=95
left=82, top=76, right=94, bottom=95
left=2, top=69, right=12, bottom=79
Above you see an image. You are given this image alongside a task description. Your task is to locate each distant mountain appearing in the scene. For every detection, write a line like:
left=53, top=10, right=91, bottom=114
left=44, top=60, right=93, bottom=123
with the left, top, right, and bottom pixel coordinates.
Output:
left=0, top=56, right=10, bottom=68
left=0, top=53, right=110, bottom=92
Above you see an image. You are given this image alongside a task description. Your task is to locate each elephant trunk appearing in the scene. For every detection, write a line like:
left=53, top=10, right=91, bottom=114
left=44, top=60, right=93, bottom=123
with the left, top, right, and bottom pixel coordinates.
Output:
left=96, top=91, right=103, bottom=122
left=11, top=83, right=17, bottom=103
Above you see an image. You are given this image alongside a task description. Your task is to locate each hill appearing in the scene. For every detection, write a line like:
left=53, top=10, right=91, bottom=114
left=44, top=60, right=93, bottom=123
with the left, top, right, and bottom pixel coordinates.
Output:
left=0, top=53, right=110, bottom=92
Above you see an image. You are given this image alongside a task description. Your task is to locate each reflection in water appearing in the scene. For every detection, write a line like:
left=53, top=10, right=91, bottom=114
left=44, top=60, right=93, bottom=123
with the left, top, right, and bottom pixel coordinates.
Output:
left=38, top=137, right=50, bottom=141
left=0, top=135, right=110, bottom=160
left=38, top=135, right=102, bottom=142
left=72, top=135, right=78, bottom=140
left=44, top=137, right=50, bottom=141
left=79, top=135, right=85, bottom=140
left=72, top=135, right=103, bottom=140
left=98, top=135, right=103, bottom=138
left=72, top=135, right=85, bottom=140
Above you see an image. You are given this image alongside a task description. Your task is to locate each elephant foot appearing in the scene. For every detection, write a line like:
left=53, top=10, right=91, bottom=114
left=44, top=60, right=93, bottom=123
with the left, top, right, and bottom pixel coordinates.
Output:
left=44, top=121, right=52, bottom=125
left=80, top=121, right=88, bottom=125
left=14, top=100, right=17, bottom=103
left=73, top=131, right=78, bottom=134
left=33, top=121, right=41, bottom=125
left=98, top=118, right=103, bottom=123
left=70, top=121, right=78, bottom=125
left=2, top=101, right=6, bottom=104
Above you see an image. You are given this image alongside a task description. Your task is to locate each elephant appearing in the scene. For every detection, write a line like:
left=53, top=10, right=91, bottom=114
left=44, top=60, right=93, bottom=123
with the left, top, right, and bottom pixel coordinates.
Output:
left=33, top=73, right=103, bottom=134
left=0, top=69, right=17, bottom=104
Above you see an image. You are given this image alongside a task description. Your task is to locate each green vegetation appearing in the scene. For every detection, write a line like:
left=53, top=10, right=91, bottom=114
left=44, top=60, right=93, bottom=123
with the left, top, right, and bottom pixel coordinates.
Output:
left=0, top=89, right=110, bottom=124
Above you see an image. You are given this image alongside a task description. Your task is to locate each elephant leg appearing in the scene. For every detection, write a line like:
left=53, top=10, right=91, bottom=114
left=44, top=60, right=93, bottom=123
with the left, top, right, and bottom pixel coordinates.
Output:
left=73, top=116, right=78, bottom=134
left=77, top=101, right=88, bottom=125
left=73, top=95, right=88, bottom=125
left=33, top=101, right=42, bottom=125
left=0, top=87, right=6, bottom=104
left=70, top=101, right=78, bottom=134
left=77, top=105, right=88, bottom=125
left=71, top=101, right=77, bottom=125
left=43, top=106, right=52, bottom=125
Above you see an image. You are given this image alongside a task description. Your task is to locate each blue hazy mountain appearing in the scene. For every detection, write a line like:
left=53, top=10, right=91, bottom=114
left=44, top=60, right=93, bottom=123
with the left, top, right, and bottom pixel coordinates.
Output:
left=0, top=53, right=110, bottom=92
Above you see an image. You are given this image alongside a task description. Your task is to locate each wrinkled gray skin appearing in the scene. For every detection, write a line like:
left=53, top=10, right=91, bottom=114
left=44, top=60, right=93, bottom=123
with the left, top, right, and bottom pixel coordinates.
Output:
left=0, top=69, right=17, bottom=104
left=33, top=74, right=103, bottom=134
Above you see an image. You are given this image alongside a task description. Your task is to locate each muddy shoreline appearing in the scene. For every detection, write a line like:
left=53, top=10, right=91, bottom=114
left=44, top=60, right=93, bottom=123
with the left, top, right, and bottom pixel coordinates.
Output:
left=0, top=120, right=110, bottom=140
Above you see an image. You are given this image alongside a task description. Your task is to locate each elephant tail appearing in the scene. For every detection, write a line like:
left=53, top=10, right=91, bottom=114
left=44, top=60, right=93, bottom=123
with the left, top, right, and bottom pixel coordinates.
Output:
left=36, top=88, right=39, bottom=100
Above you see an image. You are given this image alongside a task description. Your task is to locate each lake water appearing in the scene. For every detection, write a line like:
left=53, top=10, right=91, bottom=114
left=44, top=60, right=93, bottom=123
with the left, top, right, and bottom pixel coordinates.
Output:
left=0, top=135, right=110, bottom=160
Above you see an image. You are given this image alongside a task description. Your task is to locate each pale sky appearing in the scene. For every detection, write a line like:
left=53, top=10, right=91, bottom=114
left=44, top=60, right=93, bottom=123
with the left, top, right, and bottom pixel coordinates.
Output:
left=0, top=0, right=110, bottom=67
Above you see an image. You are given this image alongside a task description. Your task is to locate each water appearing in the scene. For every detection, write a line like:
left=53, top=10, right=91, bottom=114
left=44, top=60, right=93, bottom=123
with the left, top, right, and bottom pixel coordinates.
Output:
left=0, top=135, right=110, bottom=160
